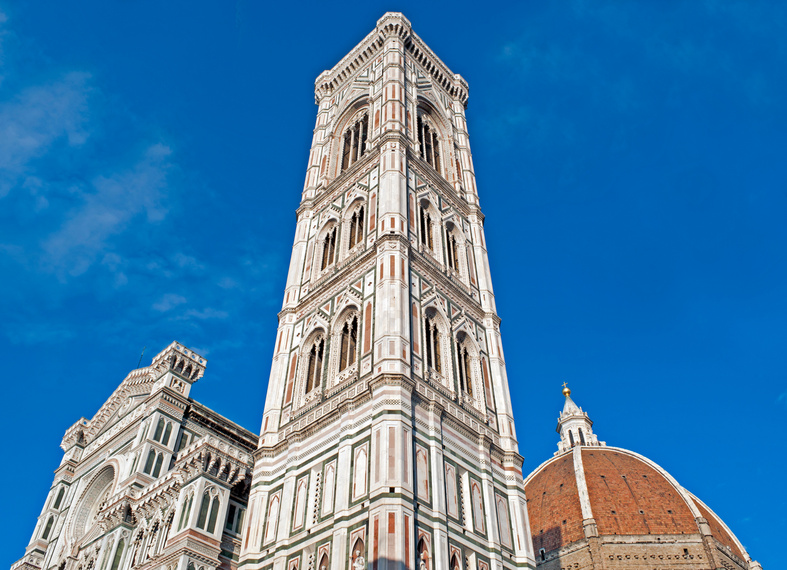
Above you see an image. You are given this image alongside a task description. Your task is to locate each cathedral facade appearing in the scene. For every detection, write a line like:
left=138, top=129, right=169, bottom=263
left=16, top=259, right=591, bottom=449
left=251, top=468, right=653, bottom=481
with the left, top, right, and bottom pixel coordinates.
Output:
left=12, top=12, right=761, bottom=570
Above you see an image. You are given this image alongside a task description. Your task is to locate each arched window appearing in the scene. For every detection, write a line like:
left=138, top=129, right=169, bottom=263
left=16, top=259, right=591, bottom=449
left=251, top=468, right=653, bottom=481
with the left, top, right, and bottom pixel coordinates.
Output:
left=152, top=453, right=164, bottom=477
left=568, top=430, right=575, bottom=447
left=305, top=338, right=325, bottom=393
left=178, top=494, right=193, bottom=531
left=206, top=496, right=220, bottom=533
left=424, top=315, right=441, bottom=374
left=456, top=340, right=473, bottom=397
left=339, top=316, right=359, bottom=371
left=579, top=428, right=586, bottom=445
left=143, top=450, right=156, bottom=475
left=341, top=113, right=369, bottom=171
left=446, top=231, right=460, bottom=272
left=41, top=516, right=54, bottom=540
left=153, top=418, right=164, bottom=442
left=419, top=206, right=434, bottom=250
left=53, top=488, right=65, bottom=510
left=348, top=206, right=365, bottom=249
left=161, top=423, right=172, bottom=446
left=449, top=553, right=460, bottom=570
left=196, top=492, right=210, bottom=530
left=110, top=538, right=125, bottom=570
left=321, top=227, right=338, bottom=270
left=418, top=115, right=441, bottom=173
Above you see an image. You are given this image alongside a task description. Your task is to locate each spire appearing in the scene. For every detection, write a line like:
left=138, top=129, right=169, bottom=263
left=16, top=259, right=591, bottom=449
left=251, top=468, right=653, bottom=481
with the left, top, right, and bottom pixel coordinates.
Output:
left=555, top=384, right=605, bottom=455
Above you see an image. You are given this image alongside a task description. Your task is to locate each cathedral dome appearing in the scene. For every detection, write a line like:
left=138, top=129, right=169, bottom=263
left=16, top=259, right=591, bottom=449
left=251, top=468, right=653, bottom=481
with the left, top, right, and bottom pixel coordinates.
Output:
left=523, top=389, right=760, bottom=570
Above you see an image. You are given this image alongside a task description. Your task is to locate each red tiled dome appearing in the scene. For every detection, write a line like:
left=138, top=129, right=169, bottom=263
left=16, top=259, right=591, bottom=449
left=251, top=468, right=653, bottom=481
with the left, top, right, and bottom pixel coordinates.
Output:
left=524, top=446, right=748, bottom=564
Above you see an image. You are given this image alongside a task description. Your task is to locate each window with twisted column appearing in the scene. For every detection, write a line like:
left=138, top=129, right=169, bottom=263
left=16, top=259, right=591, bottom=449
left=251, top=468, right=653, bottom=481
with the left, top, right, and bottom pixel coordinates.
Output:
left=347, top=205, right=365, bottom=251
left=445, top=223, right=462, bottom=275
left=456, top=339, right=474, bottom=398
left=341, top=112, right=369, bottom=172
left=320, top=226, right=338, bottom=271
left=417, top=114, right=441, bottom=173
left=304, top=336, right=325, bottom=395
left=423, top=311, right=448, bottom=383
left=339, top=315, right=359, bottom=372
left=419, top=203, right=434, bottom=250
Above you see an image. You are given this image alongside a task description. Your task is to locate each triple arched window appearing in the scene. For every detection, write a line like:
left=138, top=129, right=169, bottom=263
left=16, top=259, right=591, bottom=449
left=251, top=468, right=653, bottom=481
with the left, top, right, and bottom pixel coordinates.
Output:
left=341, top=113, right=369, bottom=172
left=305, top=338, right=325, bottom=394
left=417, top=115, right=441, bottom=172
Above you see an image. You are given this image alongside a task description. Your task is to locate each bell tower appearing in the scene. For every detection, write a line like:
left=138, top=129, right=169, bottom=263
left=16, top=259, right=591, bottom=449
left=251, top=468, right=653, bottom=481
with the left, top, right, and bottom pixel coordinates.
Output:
left=240, top=13, right=535, bottom=570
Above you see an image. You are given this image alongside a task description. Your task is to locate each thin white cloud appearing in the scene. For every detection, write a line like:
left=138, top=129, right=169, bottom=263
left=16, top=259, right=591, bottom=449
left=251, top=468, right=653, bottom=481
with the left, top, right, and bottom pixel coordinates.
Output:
left=0, top=71, right=92, bottom=196
left=42, top=143, right=172, bottom=277
left=153, top=293, right=188, bottom=312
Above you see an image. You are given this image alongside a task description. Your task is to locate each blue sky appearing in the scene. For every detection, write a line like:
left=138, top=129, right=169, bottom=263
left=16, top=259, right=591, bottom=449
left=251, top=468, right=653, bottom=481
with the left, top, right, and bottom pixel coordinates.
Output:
left=1, top=1, right=784, bottom=567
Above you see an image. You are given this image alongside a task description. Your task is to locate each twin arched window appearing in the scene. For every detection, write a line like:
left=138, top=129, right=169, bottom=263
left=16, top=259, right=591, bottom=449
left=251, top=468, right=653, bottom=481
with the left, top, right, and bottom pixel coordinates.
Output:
left=424, top=315, right=442, bottom=374
left=143, top=450, right=165, bottom=477
left=321, top=227, right=337, bottom=271
left=341, top=113, right=369, bottom=172
left=196, top=491, right=220, bottom=534
left=305, top=338, right=325, bottom=393
left=419, top=206, right=434, bottom=250
left=446, top=231, right=460, bottom=272
left=177, top=494, right=194, bottom=531
left=152, top=418, right=172, bottom=447
left=339, top=316, right=359, bottom=372
left=348, top=206, right=365, bottom=249
left=456, top=341, right=473, bottom=397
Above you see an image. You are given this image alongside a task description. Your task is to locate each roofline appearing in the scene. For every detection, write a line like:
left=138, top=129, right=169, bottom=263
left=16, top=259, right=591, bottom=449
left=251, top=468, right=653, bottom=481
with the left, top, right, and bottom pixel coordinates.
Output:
left=314, top=12, right=468, bottom=105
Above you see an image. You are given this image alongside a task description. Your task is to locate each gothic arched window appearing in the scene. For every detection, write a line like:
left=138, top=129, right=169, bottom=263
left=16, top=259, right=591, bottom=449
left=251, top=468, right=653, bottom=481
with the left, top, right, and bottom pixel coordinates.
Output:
left=424, top=315, right=442, bottom=374
left=305, top=338, right=325, bottom=393
left=419, top=206, right=434, bottom=250
left=109, top=538, right=125, bottom=570
left=341, top=113, right=369, bottom=172
left=41, top=516, right=54, bottom=540
left=321, top=227, right=338, bottom=271
left=348, top=206, right=365, bottom=250
left=143, top=450, right=156, bottom=475
left=206, top=496, right=220, bottom=533
left=153, top=418, right=164, bottom=442
left=418, top=115, right=441, bottom=173
left=53, top=488, right=65, bottom=510
left=178, top=493, right=193, bottom=531
left=196, top=492, right=210, bottom=530
left=152, top=453, right=164, bottom=477
left=456, top=340, right=473, bottom=397
left=161, top=422, right=172, bottom=446
left=446, top=231, right=460, bottom=272
left=339, top=316, right=359, bottom=371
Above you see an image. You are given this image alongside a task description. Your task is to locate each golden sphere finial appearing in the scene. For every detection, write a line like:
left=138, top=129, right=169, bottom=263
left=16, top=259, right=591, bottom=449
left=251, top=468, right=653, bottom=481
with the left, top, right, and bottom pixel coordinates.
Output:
left=561, top=382, right=571, bottom=397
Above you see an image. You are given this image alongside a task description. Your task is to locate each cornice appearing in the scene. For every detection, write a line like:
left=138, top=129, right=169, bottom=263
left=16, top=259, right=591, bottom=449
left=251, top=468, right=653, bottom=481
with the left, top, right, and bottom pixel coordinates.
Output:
left=313, top=13, right=469, bottom=108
